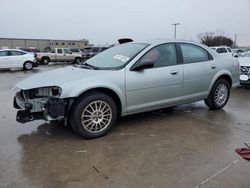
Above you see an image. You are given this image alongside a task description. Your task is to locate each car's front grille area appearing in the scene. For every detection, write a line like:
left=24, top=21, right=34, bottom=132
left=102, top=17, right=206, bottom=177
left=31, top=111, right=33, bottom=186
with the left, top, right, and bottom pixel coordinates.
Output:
left=240, top=66, right=250, bottom=75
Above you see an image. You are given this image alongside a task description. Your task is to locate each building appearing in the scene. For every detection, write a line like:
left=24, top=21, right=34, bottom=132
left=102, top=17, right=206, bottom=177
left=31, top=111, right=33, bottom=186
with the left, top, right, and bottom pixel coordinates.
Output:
left=0, top=38, right=90, bottom=51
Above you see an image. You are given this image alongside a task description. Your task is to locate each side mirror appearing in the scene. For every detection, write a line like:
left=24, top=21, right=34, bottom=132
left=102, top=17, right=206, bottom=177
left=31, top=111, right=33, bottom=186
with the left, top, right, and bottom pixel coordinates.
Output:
left=131, top=60, right=154, bottom=71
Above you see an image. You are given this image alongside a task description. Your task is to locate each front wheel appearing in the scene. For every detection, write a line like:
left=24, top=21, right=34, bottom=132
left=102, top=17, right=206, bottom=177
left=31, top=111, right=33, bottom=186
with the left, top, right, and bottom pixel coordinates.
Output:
left=204, top=79, right=230, bottom=110
left=23, top=61, right=33, bottom=70
left=70, top=92, right=117, bottom=139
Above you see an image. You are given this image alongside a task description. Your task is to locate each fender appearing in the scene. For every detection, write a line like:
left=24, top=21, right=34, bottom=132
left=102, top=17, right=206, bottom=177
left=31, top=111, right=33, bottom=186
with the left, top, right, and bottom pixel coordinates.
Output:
left=63, top=82, right=126, bottom=114
left=207, top=69, right=232, bottom=95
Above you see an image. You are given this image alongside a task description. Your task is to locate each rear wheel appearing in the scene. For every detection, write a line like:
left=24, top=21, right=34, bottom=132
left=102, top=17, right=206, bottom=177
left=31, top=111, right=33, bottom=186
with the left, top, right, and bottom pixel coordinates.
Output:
left=204, top=79, right=230, bottom=110
left=23, top=61, right=33, bottom=70
left=70, top=92, right=117, bottom=139
left=41, top=57, right=50, bottom=65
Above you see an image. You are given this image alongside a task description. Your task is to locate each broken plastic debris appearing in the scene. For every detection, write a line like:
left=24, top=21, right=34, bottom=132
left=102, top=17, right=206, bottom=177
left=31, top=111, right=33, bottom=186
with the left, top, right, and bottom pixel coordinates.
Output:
left=120, top=133, right=136, bottom=136
left=76, top=150, right=87, bottom=153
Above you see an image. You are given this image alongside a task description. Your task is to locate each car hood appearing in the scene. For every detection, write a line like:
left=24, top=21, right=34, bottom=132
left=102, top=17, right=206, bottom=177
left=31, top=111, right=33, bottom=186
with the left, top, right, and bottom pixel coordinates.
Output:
left=239, top=57, right=250, bottom=66
left=15, top=66, right=111, bottom=90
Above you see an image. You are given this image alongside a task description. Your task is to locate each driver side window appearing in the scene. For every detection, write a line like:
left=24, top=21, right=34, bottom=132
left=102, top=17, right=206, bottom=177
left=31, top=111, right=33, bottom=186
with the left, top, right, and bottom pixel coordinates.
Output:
left=138, top=43, right=177, bottom=68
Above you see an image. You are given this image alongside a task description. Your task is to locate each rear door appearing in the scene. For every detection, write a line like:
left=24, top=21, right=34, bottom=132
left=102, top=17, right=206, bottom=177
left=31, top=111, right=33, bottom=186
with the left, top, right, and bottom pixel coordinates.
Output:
left=0, top=50, right=10, bottom=68
left=126, top=43, right=183, bottom=113
left=8, top=50, right=26, bottom=68
left=179, top=43, right=216, bottom=102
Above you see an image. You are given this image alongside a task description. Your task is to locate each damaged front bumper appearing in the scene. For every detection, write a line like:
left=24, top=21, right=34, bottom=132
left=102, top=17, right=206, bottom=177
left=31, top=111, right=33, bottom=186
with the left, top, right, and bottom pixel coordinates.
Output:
left=13, top=90, right=66, bottom=123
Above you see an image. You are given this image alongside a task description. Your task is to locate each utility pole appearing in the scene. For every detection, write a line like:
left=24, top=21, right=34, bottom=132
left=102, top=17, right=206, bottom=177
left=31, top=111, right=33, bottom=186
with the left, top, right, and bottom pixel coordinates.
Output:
left=172, top=23, right=180, bottom=39
left=234, top=34, right=237, bottom=48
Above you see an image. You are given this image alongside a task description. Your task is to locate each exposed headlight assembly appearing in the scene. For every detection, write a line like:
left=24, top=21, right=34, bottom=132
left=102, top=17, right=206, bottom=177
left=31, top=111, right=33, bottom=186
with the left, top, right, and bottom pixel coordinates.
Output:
left=23, top=86, right=62, bottom=99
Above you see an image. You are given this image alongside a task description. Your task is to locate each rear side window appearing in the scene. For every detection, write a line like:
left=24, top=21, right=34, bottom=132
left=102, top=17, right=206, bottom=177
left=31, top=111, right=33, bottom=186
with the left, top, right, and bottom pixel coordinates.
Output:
left=216, top=48, right=227, bottom=53
left=0, top=51, right=9, bottom=56
left=57, top=49, right=62, bottom=54
left=9, top=51, right=26, bottom=56
left=180, top=43, right=210, bottom=64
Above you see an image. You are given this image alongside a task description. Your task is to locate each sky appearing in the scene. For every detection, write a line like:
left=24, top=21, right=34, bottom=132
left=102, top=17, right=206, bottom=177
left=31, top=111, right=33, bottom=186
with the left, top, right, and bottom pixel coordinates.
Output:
left=0, top=0, right=250, bottom=46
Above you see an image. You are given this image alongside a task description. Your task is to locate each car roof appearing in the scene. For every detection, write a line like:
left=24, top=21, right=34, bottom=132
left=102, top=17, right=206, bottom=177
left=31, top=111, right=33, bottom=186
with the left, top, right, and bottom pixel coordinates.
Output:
left=132, top=39, right=209, bottom=48
left=129, top=39, right=219, bottom=58
left=0, top=49, right=27, bottom=53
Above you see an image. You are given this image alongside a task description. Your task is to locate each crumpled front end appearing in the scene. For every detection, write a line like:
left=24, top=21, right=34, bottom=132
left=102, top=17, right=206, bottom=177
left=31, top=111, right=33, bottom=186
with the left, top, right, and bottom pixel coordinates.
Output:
left=240, top=66, right=250, bottom=85
left=13, top=86, right=67, bottom=123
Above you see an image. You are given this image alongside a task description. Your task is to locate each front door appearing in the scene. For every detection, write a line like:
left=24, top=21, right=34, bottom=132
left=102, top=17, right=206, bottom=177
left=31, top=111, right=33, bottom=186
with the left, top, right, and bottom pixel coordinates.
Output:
left=126, top=43, right=183, bottom=113
left=63, top=49, right=75, bottom=61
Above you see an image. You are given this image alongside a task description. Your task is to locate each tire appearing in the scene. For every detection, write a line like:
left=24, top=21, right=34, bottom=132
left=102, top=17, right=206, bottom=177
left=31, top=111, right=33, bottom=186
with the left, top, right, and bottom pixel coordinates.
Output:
left=70, top=92, right=117, bottom=139
left=23, top=61, right=34, bottom=70
left=74, top=57, right=82, bottom=64
left=204, top=79, right=230, bottom=110
left=41, top=57, right=50, bottom=65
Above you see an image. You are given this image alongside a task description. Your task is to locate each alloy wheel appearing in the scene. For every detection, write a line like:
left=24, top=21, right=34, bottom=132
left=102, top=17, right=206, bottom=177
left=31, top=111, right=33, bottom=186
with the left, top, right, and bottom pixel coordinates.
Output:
left=81, top=100, right=112, bottom=133
left=214, top=83, right=228, bottom=106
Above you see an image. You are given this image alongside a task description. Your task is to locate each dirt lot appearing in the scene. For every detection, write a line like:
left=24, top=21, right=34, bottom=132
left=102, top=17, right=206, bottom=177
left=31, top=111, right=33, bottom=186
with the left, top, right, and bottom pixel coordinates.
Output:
left=0, top=64, right=250, bottom=188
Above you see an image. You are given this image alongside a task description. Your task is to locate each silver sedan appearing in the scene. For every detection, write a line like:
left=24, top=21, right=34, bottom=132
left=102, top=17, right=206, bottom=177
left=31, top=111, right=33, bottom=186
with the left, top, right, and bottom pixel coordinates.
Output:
left=13, top=40, right=240, bottom=138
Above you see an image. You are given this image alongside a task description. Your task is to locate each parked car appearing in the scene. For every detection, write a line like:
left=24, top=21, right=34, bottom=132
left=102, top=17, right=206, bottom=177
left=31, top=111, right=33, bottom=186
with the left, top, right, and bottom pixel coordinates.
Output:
left=238, top=52, right=250, bottom=85
left=36, top=48, right=82, bottom=64
left=84, top=47, right=109, bottom=59
left=210, top=46, right=236, bottom=57
left=0, top=49, right=38, bottom=70
left=232, top=49, right=246, bottom=57
left=80, top=47, right=92, bottom=60
left=13, top=40, right=239, bottom=138
left=20, top=48, right=40, bottom=53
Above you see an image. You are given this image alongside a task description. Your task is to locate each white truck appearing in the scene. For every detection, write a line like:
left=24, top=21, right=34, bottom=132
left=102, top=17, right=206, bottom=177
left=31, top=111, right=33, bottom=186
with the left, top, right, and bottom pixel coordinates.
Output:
left=36, top=48, right=82, bottom=64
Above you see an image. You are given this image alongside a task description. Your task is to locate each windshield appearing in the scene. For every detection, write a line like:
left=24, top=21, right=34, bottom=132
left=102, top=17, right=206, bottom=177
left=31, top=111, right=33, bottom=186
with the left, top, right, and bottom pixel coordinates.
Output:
left=84, top=43, right=149, bottom=69
left=70, top=49, right=79, bottom=52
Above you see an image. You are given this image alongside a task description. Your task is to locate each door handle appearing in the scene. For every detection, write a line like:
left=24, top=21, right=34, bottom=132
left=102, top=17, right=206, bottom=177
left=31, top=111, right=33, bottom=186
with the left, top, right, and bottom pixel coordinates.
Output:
left=170, top=70, right=178, bottom=75
left=211, top=65, right=217, bottom=69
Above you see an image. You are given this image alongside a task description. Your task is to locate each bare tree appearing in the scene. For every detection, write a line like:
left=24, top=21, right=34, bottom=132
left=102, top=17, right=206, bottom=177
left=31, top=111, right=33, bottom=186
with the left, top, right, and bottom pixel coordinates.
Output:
left=198, top=30, right=233, bottom=47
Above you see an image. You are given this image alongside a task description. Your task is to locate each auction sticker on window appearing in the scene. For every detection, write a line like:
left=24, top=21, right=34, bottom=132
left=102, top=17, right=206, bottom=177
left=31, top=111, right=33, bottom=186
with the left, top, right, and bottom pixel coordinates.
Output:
left=113, top=55, right=130, bottom=63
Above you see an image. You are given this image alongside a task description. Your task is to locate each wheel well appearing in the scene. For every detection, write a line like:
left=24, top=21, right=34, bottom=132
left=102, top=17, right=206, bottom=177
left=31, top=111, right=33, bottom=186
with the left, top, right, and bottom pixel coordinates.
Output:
left=217, top=75, right=232, bottom=88
left=42, top=56, right=50, bottom=61
left=75, top=88, right=122, bottom=116
left=24, top=60, right=33, bottom=64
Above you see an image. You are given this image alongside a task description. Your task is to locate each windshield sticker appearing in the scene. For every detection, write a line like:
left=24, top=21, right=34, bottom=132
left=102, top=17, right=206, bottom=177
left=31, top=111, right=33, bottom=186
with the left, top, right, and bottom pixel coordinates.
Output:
left=113, top=55, right=130, bottom=63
